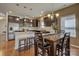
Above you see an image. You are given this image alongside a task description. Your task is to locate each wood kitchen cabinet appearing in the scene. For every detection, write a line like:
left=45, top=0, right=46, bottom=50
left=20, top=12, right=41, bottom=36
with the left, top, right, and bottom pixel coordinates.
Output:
left=44, top=17, right=52, bottom=26
left=32, top=19, right=39, bottom=27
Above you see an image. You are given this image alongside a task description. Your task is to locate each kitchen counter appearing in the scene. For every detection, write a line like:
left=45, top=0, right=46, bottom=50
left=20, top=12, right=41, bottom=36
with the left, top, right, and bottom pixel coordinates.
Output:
left=14, top=31, right=35, bottom=49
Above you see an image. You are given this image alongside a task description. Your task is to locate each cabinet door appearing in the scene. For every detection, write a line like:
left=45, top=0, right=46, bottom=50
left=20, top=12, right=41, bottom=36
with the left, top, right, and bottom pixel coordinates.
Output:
left=44, top=17, right=51, bottom=26
left=32, top=19, right=38, bottom=27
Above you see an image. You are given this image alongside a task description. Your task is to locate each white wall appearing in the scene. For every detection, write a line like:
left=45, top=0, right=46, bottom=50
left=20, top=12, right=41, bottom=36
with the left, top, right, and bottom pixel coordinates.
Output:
left=0, top=16, right=6, bottom=44
left=0, top=17, right=6, bottom=34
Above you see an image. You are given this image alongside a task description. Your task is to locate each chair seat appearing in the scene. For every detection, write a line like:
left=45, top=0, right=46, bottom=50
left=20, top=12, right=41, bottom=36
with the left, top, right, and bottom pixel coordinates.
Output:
left=38, top=43, right=50, bottom=49
left=44, top=44, right=50, bottom=48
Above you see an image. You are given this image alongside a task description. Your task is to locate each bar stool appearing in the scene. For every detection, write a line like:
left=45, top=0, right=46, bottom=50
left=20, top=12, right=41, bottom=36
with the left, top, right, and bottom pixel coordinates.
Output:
left=18, top=38, right=27, bottom=52
left=27, top=37, right=34, bottom=49
left=26, top=32, right=35, bottom=49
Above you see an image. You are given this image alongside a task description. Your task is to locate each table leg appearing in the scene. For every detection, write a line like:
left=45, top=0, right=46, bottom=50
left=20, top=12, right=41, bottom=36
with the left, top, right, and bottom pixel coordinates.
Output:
left=50, top=41, right=57, bottom=56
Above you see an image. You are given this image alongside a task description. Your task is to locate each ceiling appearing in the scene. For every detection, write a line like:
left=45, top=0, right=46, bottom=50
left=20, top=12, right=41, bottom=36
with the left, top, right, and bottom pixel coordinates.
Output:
left=0, top=3, right=74, bottom=18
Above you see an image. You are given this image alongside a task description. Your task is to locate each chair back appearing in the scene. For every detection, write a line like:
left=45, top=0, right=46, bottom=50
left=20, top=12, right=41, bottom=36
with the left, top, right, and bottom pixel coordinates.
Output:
left=35, top=32, right=44, bottom=46
left=59, top=32, right=70, bottom=48
left=34, top=32, right=51, bottom=56
left=64, top=32, right=70, bottom=56
left=64, top=33, right=70, bottom=45
left=34, top=32, right=44, bottom=56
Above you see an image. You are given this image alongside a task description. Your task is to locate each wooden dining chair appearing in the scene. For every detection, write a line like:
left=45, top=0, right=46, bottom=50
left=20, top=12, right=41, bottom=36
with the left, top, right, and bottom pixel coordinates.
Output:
left=34, top=32, right=51, bottom=56
left=56, top=32, right=70, bottom=56
left=64, top=33, right=70, bottom=56
left=56, top=37, right=64, bottom=56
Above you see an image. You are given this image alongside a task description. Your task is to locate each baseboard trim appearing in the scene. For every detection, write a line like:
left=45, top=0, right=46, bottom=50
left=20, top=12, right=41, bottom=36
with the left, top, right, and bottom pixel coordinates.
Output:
left=71, top=44, right=79, bottom=48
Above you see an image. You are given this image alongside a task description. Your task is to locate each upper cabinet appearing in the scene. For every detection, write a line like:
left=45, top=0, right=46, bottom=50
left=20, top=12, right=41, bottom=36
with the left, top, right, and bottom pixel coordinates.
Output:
left=32, top=19, right=39, bottom=27
left=44, top=17, right=51, bottom=26
left=8, top=15, right=20, bottom=23
left=8, top=15, right=33, bottom=27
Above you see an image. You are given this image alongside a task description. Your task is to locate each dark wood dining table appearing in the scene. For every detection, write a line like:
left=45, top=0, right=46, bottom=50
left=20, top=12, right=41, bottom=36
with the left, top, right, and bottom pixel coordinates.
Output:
left=33, top=30, right=65, bottom=56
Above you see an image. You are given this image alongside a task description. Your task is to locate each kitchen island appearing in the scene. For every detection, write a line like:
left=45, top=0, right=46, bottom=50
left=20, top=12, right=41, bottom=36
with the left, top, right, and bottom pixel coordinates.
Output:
left=14, top=31, right=35, bottom=50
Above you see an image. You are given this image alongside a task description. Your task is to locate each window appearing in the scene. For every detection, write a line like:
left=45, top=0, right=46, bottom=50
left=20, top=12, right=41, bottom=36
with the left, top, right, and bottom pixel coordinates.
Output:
left=61, top=14, right=76, bottom=37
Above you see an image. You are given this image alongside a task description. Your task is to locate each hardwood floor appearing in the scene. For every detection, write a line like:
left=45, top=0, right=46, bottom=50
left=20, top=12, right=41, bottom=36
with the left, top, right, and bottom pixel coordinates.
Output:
left=0, top=40, right=79, bottom=56
left=70, top=46, right=79, bottom=56
left=0, top=40, right=35, bottom=56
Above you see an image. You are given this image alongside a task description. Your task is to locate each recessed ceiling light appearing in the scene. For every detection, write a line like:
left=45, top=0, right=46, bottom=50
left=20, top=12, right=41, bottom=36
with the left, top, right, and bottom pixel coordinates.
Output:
left=30, top=8, right=32, bottom=10
left=64, top=4, right=66, bottom=6
left=16, top=4, right=19, bottom=6
left=24, top=6, right=27, bottom=8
